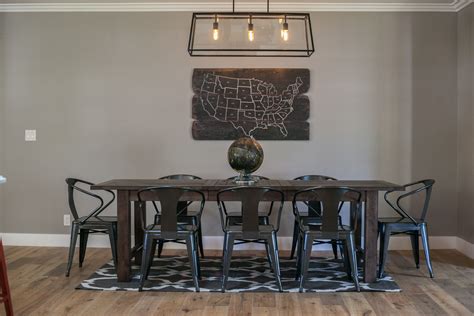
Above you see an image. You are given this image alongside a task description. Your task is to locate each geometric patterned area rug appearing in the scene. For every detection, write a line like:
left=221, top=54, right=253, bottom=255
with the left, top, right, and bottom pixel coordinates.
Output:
left=77, top=256, right=401, bottom=293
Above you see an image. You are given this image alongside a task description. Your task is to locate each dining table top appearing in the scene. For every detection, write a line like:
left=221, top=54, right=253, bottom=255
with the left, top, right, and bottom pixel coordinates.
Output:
left=92, top=178, right=403, bottom=191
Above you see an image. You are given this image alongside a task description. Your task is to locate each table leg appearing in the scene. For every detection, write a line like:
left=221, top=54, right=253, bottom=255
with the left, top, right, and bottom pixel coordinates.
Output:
left=117, top=190, right=131, bottom=282
left=134, top=201, right=146, bottom=265
left=364, top=191, right=378, bottom=283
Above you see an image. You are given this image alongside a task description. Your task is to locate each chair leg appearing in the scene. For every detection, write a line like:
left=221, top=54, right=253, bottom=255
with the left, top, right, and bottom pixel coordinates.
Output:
left=197, top=226, right=205, bottom=259
left=299, top=234, right=313, bottom=293
left=146, top=239, right=157, bottom=278
left=222, top=233, right=228, bottom=259
left=139, top=234, right=154, bottom=292
left=0, top=240, right=14, bottom=316
left=108, top=226, right=118, bottom=269
left=289, top=220, right=299, bottom=260
left=262, top=216, right=273, bottom=271
left=221, top=234, right=235, bottom=292
left=79, top=229, right=89, bottom=268
left=295, top=232, right=304, bottom=280
left=194, top=233, right=202, bottom=280
left=265, top=240, right=274, bottom=272
left=331, top=240, right=338, bottom=259
left=186, top=234, right=200, bottom=292
left=346, top=233, right=360, bottom=291
left=343, top=242, right=351, bottom=280
left=191, top=216, right=205, bottom=259
left=409, top=231, right=420, bottom=268
left=420, top=224, right=434, bottom=278
left=268, top=232, right=283, bottom=292
left=338, top=243, right=345, bottom=262
left=65, top=223, right=80, bottom=277
left=157, top=240, right=164, bottom=257
left=378, top=225, right=391, bottom=279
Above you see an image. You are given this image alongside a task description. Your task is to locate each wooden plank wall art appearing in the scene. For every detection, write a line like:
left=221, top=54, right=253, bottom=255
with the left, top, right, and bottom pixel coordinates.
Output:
left=192, top=68, right=310, bottom=140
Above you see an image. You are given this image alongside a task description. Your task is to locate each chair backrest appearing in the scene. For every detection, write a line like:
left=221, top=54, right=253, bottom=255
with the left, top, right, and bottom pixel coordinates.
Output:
left=158, top=174, right=202, bottom=216
left=65, top=178, right=115, bottom=223
left=293, top=175, right=337, bottom=181
left=292, top=187, right=361, bottom=233
left=217, top=186, right=284, bottom=239
left=137, top=186, right=205, bottom=239
left=159, top=174, right=202, bottom=180
left=384, top=179, right=435, bottom=224
left=293, top=175, right=338, bottom=217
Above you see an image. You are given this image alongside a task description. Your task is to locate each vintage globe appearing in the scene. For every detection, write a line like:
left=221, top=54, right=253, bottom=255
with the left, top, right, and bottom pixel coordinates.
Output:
left=228, top=137, right=264, bottom=177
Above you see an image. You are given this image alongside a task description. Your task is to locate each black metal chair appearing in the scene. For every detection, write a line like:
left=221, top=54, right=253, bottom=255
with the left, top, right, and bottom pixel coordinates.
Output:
left=138, top=186, right=205, bottom=292
left=217, top=186, right=285, bottom=292
left=289, top=175, right=342, bottom=260
left=378, top=179, right=435, bottom=279
left=155, top=175, right=205, bottom=258
left=223, top=176, right=276, bottom=265
left=65, top=178, right=117, bottom=277
left=293, top=187, right=361, bottom=292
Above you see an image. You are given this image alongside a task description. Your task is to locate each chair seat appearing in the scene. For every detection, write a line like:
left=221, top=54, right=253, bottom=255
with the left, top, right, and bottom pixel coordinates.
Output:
left=301, top=217, right=322, bottom=225
left=296, top=214, right=342, bottom=224
left=145, top=224, right=198, bottom=234
left=225, top=224, right=275, bottom=234
left=300, top=224, right=354, bottom=240
left=227, top=211, right=269, bottom=218
left=302, top=224, right=352, bottom=232
left=154, top=211, right=200, bottom=221
left=178, top=210, right=200, bottom=218
left=295, top=211, right=321, bottom=217
left=378, top=217, right=423, bottom=224
left=74, top=216, right=117, bottom=225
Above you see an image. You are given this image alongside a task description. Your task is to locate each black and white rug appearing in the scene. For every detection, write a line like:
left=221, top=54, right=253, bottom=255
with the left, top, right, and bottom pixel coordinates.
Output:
left=78, top=256, right=401, bottom=293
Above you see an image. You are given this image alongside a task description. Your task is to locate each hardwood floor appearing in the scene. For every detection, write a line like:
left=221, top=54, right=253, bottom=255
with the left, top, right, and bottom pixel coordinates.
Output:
left=1, top=247, right=473, bottom=315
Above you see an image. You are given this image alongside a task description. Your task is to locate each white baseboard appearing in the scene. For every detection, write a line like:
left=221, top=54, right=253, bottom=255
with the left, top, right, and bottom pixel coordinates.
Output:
left=1, top=233, right=473, bottom=259
left=456, top=237, right=474, bottom=259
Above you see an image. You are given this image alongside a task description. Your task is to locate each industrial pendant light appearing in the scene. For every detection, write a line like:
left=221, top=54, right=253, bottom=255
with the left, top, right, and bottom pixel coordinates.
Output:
left=188, top=0, right=315, bottom=57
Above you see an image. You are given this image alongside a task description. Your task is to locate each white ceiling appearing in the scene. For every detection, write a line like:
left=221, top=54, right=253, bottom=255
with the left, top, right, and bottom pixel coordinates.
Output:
left=0, top=0, right=472, bottom=12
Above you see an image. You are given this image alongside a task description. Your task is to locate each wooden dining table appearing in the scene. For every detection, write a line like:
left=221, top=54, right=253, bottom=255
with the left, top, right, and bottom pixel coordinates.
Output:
left=92, top=179, right=403, bottom=283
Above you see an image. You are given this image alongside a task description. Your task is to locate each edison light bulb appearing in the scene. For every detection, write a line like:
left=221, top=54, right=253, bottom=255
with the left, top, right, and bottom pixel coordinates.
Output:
left=248, top=23, right=254, bottom=41
left=248, top=30, right=254, bottom=41
left=213, top=22, right=219, bottom=40
left=282, top=22, right=289, bottom=41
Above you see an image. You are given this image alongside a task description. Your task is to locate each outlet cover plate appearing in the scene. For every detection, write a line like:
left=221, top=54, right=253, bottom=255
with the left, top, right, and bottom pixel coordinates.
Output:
left=64, top=214, right=71, bottom=226
left=25, top=130, right=36, bottom=141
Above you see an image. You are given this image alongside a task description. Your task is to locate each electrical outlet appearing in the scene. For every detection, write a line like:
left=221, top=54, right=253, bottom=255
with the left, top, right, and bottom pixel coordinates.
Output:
left=64, top=214, right=71, bottom=226
left=25, top=129, right=36, bottom=141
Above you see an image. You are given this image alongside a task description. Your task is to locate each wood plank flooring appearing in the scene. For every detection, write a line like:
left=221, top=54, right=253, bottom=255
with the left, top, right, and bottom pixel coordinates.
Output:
left=1, top=247, right=473, bottom=315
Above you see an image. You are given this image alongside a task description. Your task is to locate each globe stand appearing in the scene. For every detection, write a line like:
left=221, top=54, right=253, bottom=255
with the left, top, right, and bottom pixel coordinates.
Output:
left=234, top=173, right=258, bottom=185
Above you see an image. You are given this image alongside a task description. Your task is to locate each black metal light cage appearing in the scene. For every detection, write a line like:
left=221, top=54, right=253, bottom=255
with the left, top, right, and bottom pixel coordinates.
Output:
left=188, top=12, right=315, bottom=57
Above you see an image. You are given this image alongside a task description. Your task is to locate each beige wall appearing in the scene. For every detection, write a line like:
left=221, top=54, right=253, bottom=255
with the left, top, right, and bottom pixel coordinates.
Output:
left=457, top=4, right=474, bottom=244
left=0, top=13, right=5, bottom=231
left=0, top=11, right=459, bottom=237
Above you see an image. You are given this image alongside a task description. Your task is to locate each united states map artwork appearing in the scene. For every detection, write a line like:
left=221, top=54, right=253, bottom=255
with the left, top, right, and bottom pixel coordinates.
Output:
left=192, top=69, right=310, bottom=140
